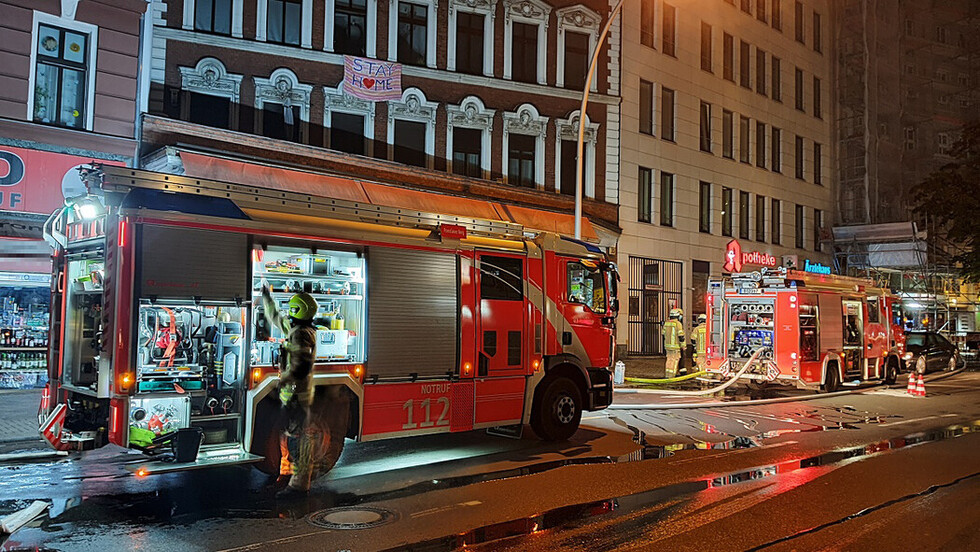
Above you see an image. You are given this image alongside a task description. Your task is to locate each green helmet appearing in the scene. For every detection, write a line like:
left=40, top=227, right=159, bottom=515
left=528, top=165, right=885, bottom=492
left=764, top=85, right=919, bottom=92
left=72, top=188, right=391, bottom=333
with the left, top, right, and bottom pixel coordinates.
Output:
left=287, top=293, right=318, bottom=321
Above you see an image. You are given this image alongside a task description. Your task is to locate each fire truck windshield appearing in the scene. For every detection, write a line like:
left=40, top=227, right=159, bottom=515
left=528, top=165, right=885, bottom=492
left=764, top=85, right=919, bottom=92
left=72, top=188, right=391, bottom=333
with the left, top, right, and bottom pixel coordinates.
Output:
left=567, top=260, right=607, bottom=314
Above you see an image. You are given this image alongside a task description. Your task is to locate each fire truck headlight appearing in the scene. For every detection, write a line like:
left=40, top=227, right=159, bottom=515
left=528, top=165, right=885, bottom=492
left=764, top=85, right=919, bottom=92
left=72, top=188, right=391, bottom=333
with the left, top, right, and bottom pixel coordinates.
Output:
left=902, top=352, right=913, bottom=361
left=790, top=352, right=798, bottom=360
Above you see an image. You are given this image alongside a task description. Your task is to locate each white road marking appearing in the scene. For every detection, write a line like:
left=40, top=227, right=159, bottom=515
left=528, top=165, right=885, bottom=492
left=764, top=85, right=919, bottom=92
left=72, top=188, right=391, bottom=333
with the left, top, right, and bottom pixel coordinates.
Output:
left=411, top=500, right=482, bottom=518
left=878, top=415, right=940, bottom=427
left=215, top=531, right=333, bottom=552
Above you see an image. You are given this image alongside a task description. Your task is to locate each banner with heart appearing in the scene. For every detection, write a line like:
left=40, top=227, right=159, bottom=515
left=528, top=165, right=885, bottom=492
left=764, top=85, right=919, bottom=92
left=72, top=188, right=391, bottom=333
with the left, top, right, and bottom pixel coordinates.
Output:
left=343, top=56, right=402, bottom=101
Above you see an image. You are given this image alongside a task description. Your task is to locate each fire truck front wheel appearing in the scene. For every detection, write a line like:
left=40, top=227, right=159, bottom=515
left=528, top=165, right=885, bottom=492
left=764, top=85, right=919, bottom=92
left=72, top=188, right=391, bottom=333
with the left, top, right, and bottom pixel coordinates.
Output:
left=823, top=363, right=841, bottom=393
left=530, top=376, right=583, bottom=441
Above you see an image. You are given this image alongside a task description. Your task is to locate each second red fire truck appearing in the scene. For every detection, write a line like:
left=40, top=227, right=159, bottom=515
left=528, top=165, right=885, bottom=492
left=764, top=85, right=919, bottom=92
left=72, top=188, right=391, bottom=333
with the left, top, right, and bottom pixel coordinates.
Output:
left=40, top=165, right=618, bottom=476
left=703, top=268, right=906, bottom=391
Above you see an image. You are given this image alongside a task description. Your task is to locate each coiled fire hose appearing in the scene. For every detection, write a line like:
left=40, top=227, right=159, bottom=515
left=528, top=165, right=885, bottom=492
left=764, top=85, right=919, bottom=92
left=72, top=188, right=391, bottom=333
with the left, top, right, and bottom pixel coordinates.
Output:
left=618, top=347, right=767, bottom=396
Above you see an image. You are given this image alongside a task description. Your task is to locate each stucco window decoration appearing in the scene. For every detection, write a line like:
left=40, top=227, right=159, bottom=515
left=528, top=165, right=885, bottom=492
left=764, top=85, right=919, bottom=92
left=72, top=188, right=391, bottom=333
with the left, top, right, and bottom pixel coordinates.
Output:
left=555, top=4, right=600, bottom=90
left=179, top=58, right=243, bottom=103
left=503, top=0, right=551, bottom=84
left=323, top=82, right=376, bottom=151
left=502, top=103, right=548, bottom=188
left=555, top=110, right=598, bottom=198
left=387, top=87, right=438, bottom=165
left=446, top=95, right=495, bottom=176
left=447, top=0, right=497, bottom=76
left=253, top=68, right=314, bottom=140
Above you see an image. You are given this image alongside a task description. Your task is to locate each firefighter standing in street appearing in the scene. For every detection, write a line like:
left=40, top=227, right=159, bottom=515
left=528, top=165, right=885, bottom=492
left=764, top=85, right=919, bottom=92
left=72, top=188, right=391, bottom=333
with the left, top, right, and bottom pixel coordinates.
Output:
left=261, top=283, right=320, bottom=498
left=663, top=308, right=686, bottom=378
left=693, top=314, right=707, bottom=372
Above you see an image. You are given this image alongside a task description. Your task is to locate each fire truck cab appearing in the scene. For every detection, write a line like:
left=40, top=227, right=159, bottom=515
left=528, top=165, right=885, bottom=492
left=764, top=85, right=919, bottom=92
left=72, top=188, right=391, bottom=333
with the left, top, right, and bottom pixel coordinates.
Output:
left=40, top=165, right=618, bottom=476
left=704, top=268, right=905, bottom=392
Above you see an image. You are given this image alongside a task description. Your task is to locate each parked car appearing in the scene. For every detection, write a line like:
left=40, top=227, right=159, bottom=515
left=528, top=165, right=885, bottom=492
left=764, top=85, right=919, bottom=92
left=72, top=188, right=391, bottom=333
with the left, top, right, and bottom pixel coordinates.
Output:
left=903, top=331, right=962, bottom=374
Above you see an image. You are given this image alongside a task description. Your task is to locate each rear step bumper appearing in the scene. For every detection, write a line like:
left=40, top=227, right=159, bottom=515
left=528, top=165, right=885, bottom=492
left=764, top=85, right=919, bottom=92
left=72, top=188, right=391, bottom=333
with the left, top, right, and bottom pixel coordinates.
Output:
left=124, top=446, right=262, bottom=475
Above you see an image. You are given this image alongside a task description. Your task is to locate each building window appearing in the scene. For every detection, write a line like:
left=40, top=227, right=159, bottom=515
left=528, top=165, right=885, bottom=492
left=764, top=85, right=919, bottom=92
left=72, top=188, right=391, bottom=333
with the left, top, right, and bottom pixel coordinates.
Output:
left=555, top=110, right=598, bottom=197
left=741, top=0, right=751, bottom=14
left=397, top=2, right=428, bottom=66
left=446, top=95, right=494, bottom=178
left=394, top=120, right=427, bottom=166
left=333, top=0, right=368, bottom=56
left=663, top=3, right=676, bottom=57
left=660, top=172, right=674, bottom=227
left=331, top=112, right=367, bottom=155
left=638, top=167, right=653, bottom=223
left=267, top=0, right=303, bottom=45
left=640, top=80, right=654, bottom=135
left=813, top=142, right=822, bottom=185
left=771, top=198, right=781, bottom=245
left=756, top=48, right=766, bottom=95
left=794, top=0, right=804, bottom=43
left=699, top=181, right=711, bottom=233
left=723, top=33, right=734, bottom=82
left=563, top=31, right=590, bottom=90
left=388, top=87, right=437, bottom=168
left=813, top=76, right=821, bottom=118
left=813, top=208, right=822, bottom=251
left=755, top=121, right=766, bottom=168
left=453, top=128, right=483, bottom=178
left=504, top=0, right=550, bottom=84
left=772, top=56, right=781, bottom=101
left=795, top=204, right=804, bottom=249
left=813, top=10, right=822, bottom=52
left=740, top=40, right=751, bottom=89
left=756, top=195, right=766, bottom=242
left=795, top=67, right=804, bottom=111
left=938, top=132, right=952, bottom=155
left=195, top=0, right=232, bottom=34
left=701, top=22, right=712, bottom=72
left=31, top=22, right=95, bottom=130
left=722, top=109, right=734, bottom=159
left=179, top=58, right=243, bottom=131
left=739, top=115, right=750, bottom=164
left=700, top=101, right=712, bottom=152
left=771, top=127, right=781, bottom=173
left=324, top=82, right=375, bottom=156
left=512, top=23, right=538, bottom=83
left=454, top=12, right=485, bottom=76
left=253, top=68, right=312, bottom=143
left=661, top=87, right=675, bottom=141
left=795, top=134, right=805, bottom=179
left=756, top=0, right=767, bottom=21
left=739, top=191, right=750, bottom=240
left=905, top=127, right=916, bottom=150
left=722, top=187, right=733, bottom=237
left=772, top=0, right=781, bottom=31
left=641, top=0, right=655, bottom=48
left=503, top=103, right=547, bottom=188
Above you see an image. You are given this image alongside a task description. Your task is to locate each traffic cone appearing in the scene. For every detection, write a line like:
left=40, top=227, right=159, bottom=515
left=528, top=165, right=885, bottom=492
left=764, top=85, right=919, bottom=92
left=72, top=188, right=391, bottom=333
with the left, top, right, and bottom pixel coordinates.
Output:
left=906, top=372, right=917, bottom=395
left=915, top=374, right=926, bottom=397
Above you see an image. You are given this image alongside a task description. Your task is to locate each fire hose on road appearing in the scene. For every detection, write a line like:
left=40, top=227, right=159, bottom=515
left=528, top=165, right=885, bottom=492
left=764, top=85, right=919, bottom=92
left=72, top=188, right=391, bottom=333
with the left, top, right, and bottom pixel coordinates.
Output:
left=617, top=347, right=767, bottom=398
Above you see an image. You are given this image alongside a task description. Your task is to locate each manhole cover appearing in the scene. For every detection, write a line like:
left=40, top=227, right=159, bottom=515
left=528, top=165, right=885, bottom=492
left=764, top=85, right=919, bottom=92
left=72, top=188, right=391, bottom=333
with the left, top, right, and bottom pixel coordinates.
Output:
left=307, top=506, right=396, bottom=530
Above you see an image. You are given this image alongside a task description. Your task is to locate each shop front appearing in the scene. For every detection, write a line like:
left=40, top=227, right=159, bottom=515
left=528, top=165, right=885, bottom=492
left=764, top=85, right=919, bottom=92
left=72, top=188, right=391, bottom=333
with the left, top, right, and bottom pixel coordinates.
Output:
left=0, top=146, right=125, bottom=387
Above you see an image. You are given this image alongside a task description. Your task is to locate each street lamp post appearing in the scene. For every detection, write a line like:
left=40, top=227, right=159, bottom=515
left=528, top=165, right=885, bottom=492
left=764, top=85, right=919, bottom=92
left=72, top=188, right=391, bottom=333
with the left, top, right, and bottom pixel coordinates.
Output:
left=574, top=0, right=625, bottom=240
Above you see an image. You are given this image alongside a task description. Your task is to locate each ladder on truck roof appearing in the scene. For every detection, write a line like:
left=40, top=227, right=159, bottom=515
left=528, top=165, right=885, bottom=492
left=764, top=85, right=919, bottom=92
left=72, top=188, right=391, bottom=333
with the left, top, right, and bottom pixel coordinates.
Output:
left=84, top=164, right=528, bottom=241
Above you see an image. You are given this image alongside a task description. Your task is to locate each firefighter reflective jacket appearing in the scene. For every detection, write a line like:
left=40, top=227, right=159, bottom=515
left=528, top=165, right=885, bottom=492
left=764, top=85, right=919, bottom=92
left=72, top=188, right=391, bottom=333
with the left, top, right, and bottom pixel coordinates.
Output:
left=694, top=324, right=707, bottom=357
left=262, top=287, right=317, bottom=407
left=662, top=320, right=685, bottom=351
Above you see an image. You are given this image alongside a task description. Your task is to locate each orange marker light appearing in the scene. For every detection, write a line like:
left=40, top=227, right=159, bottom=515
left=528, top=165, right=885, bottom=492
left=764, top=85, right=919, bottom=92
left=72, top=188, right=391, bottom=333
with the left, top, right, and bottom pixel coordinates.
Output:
left=252, top=368, right=262, bottom=383
left=532, top=359, right=541, bottom=371
left=354, top=365, right=363, bottom=377
left=120, top=373, right=133, bottom=389
left=463, top=362, right=472, bottom=375
left=136, top=468, right=148, bottom=478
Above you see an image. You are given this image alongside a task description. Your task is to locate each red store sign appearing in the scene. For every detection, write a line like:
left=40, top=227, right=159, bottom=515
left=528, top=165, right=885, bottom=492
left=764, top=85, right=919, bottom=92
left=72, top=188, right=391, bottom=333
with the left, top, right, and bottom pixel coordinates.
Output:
left=0, top=146, right=124, bottom=214
left=723, top=239, right=777, bottom=272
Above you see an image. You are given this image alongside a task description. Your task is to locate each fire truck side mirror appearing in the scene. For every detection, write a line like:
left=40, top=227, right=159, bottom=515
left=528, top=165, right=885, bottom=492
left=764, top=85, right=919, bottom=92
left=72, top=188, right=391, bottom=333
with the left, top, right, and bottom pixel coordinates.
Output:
left=610, top=299, right=620, bottom=313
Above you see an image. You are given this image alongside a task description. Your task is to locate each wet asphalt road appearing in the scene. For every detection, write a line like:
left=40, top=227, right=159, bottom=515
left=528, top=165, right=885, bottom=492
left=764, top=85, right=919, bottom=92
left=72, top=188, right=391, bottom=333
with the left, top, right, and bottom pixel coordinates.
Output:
left=2, top=371, right=978, bottom=551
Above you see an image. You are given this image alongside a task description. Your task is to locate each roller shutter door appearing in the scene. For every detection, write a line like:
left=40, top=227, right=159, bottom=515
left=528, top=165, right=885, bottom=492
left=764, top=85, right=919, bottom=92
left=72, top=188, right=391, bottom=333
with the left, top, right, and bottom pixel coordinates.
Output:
left=138, top=225, right=249, bottom=302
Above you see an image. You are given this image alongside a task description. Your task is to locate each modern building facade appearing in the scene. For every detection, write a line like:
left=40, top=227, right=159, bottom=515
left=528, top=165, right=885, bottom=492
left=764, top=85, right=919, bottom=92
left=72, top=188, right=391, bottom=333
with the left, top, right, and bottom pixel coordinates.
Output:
left=617, top=0, right=834, bottom=356
left=140, top=0, right=621, bottom=244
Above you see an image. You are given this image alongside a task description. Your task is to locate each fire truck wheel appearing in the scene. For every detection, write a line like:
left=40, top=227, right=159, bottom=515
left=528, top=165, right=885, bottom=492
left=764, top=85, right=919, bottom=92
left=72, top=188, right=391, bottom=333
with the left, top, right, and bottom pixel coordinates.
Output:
left=884, top=358, right=899, bottom=384
left=251, top=399, right=284, bottom=475
left=311, top=391, right=351, bottom=478
left=531, top=377, right=582, bottom=441
left=823, top=364, right=841, bottom=393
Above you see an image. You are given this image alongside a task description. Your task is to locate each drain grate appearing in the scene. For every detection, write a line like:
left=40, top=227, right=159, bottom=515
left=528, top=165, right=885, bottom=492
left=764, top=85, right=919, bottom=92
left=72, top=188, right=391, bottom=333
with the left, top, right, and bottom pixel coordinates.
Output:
left=307, top=506, right=396, bottom=530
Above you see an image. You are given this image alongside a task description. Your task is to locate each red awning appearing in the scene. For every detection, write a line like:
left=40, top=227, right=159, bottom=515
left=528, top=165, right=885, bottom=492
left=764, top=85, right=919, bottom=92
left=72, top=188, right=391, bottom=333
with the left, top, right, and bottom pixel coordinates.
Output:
left=176, top=151, right=598, bottom=241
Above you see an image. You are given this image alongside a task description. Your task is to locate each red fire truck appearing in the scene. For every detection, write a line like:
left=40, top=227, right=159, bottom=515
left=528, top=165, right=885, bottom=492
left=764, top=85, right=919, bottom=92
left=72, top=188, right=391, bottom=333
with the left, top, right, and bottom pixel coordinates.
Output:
left=39, top=165, right=618, bottom=475
left=703, top=268, right=905, bottom=391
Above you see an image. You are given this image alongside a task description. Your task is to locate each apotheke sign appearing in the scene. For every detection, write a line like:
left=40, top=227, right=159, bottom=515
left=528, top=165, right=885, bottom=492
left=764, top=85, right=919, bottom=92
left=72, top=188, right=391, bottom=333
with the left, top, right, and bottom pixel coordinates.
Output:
left=723, top=240, right=778, bottom=273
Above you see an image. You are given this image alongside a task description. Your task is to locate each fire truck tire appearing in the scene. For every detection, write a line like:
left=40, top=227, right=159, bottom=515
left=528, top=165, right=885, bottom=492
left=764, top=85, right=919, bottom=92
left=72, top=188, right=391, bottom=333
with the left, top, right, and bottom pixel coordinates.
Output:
left=823, top=364, right=841, bottom=393
left=311, top=390, right=351, bottom=479
left=251, top=399, right=284, bottom=475
left=530, top=376, right=582, bottom=441
left=884, top=357, right=899, bottom=384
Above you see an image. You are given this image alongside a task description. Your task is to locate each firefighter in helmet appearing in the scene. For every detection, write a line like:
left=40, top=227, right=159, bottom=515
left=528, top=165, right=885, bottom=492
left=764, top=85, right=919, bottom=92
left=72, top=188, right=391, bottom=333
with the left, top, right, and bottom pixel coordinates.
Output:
left=261, top=284, right=319, bottom=497
left=693, top=314, right=708, bottom=371
left=663, top=308, right=686, bottom=378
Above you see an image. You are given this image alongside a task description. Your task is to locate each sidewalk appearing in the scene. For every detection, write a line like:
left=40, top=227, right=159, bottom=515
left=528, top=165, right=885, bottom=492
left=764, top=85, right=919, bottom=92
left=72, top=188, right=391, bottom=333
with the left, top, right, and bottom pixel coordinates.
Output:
left=618, top=355, right=700, bottom=384
left=0, top=389, right=42, bottom=445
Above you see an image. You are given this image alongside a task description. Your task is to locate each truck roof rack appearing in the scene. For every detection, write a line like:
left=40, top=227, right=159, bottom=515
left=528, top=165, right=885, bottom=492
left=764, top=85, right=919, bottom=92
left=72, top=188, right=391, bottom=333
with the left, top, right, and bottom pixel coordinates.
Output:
left=84, top=165, right=528, bottom=241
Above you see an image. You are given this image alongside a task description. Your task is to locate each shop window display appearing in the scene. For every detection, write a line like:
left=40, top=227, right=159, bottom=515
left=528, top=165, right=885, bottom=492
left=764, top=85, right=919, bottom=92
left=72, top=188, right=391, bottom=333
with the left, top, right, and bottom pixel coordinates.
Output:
left=0, top=274, right=50, bottom=389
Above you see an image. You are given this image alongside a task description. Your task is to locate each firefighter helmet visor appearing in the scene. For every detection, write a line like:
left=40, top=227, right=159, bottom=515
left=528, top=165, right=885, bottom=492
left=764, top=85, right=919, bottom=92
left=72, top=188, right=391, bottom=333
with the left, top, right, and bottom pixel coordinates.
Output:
left=288, top=293, right=318, bottom=321
left=669, top=308, right=683, bottom=319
